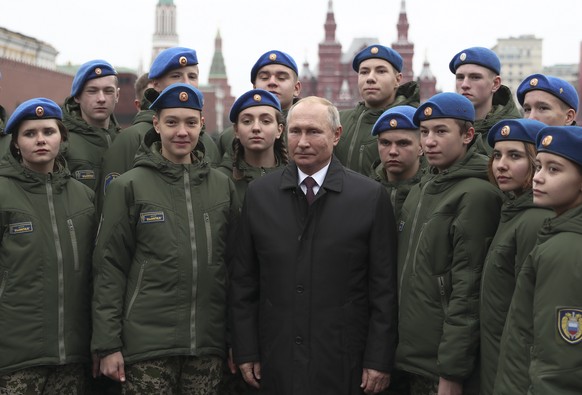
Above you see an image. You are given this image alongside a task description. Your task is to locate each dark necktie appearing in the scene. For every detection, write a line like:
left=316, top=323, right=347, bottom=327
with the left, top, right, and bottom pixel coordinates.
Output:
left=303, top=176, right=317, bottom=205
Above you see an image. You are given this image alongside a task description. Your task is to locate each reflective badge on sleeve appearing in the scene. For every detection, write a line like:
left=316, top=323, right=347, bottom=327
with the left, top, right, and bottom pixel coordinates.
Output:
left=75, top=170, right=95, bottom=180
left=140, top=211, right=165, bottom=224
left=558, top=308, right=582, bottom=344
left=9, top=222, right=34, bottom=234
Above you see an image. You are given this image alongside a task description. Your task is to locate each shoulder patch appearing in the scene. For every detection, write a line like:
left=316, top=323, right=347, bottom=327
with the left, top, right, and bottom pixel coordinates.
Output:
left=140, top=211, right=165, bottom=224
left=558, top=308, right=582, bottom=344
left=75, top=170, right=95, bottom=180
left=9, top=221, right=34, bottom=234
left=103, top=172, right=120, bottom=195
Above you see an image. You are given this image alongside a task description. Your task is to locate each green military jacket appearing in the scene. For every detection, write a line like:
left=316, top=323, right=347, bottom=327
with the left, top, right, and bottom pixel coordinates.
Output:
left=472, top=85, right=522, bottom=155
left=0, top=154, right=96, bottom=374
left=99, top=90, right=221, bottom=209
left=334, top=81, right=420, bottom=177
left=395, top=146, right=503, bottom=385
left=494, top=204, right=582, bottom=395
left=479, top=190, right=551, bottom=395
left=217, top=155, right=284, bottom=203
left=92, top=129, right=239, bottom=364
left=371, top=158, right=425, bottom=221
left=61, top=96, right=120, bottom=192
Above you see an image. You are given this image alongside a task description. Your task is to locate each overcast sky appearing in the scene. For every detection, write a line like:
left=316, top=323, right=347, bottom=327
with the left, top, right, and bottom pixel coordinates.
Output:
left=1, top=0, right=581, bottom=98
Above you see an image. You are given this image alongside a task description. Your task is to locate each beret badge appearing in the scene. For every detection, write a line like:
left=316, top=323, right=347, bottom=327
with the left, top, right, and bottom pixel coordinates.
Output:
left=541, top=135, right=553, bottom=147
left=460, top=53, right=467, bottom=61
left=253, top=94, right=262, bottom=102
left=501, top=125, right=510, bottom=137
left=35, top=106, right=45, bottom=117
left=371, top=47, right=379, bottom=54
left=389, top=119, right=398, bottom=128
left=530, top=78, right=538, bottom=87
left=269, top=53, right=277, bottom=61
left=424, top=107, right=433, bottom=117
left=179, top=56, right=188, bottom=66
left=94, top=67, right=102, bottom=76
left=179, top=92, right=189, bottom=102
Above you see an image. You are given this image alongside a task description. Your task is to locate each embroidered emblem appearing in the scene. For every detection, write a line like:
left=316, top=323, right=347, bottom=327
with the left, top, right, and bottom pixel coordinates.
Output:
left=269, top=53, right=277, bottom=61
left=501, top=125, right=510, bottom=137
left=9, top=222, right=33, bottom=235
left=94, top=67, right=102, bottom=76
left=424, top=107, right=433, bottom=117
left=541, top=135, right=553, bottom=147
left=371, top=47, right=379, bottom=54
left=390, top=119, right=398, bottom=128
left=530, top=78, right=538, bottom=87
left=558, top=308, right=582, bottom=344
left=179, top=92, right=189, bottom=102
left=459, top=52, right=467, bottom=61
left=253, top=94, right=262, bottom=102
left=103, top=172, right=120, bottom=194
left=140, top=211, right=165, bottom=224
left=75, top=170, right=95, bottom=180
left=179, top=56, right=188, bottom=66
left=35, top=106, right=44, bottom=117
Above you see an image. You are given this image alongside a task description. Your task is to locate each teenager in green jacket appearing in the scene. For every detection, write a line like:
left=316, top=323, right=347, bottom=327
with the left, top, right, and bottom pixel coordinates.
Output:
left=335, top=45, right=420, bottom=177
left=217, top=89, right=287, bottom=203
left=479, top=118, right=551, bottom=395
left=494, top=125, right=582, bottom=395
left=217, top=50, right=301, bottom=160
left=61, top=59, right=121, bottom=193
left=449, top=47, right=521, bottom=154
left=98, top=47, right=220, bottom=212
left=92, top=83, right=239, bottom=394
left=0, top=98, right=96, bottom=394
left=396, top=93, right=503, bottom=395
left=370, top=105, right=424, bottom=220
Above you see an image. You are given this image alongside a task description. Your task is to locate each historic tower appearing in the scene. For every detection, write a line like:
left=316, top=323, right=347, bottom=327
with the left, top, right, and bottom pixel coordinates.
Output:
left=418, top=53, right=437, bottom=102
left=392, top=0, right=414, bottom=83
left=208, top=29, right=234, bottom=133
left=151, top=0, right=179, bottom=65
left=316, top=0, right=343, bottom=102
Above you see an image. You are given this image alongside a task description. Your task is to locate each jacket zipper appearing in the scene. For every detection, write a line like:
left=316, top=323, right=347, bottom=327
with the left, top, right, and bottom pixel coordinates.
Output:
left=184, top=170, right=198, bottom=351
left=46, top=177, right=66, bottom=363
left=106, top=133, right=112, bottom=148
left=67, top=219, right=80, bottom=271
left=390, top=188, right=397, bottom=217
left=438, top=276, right=449, bottom=315
left=0, top=271, right=7, bottom=299
left=411, top=224, right=426, bottom=276
left=125, top=261, right=146, bottom=319
left=346, top=109, right=368, bottom=168
left=204, top=213, right=212, bottom=266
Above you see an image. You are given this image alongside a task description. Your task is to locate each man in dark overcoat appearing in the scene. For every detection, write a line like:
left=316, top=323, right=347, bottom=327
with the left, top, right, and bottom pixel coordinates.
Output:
left=230, top=96, right=398, bottom=394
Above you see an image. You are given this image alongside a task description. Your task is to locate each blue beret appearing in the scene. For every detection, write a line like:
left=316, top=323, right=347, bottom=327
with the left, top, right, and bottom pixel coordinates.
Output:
left=149, top=83, right=203, bottom=111
left=71, top=59, right=117, bottom=97
left=371, top=106, right=417, bottom=136
left=536, top=126, right=582, bottom=167
left=352, top=45, right=403, bottom=72
left=487, top=118, right=546, bottom=148
left=229, top=89, right=281, bottom=123
left=413, top=92, right=475, bottom=126
left=5, top=98, right=62, bottom=135
left=449, top=47, right=500, bottom=75
left=516, top=74, right=579, bottom=111
left=149, top=47, right=199, bottom=79
left=250, top=50, right=298, bottom=83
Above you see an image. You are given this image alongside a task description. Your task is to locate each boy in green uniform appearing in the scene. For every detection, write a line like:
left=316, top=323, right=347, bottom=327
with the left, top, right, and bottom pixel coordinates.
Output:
left=335, top=44, right=420, bottom=177
left=396, top=92, right=503, bottom=395
left=494, top=125, right=582, bottom=395
left=370, top=105, right=424, bottom=220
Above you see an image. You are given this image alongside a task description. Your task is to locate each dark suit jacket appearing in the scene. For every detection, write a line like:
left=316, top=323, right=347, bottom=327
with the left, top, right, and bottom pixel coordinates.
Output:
left=230, top=156, right=398, bottom=395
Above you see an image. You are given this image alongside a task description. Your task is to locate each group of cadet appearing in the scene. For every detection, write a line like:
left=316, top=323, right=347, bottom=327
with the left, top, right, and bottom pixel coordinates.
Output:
left=0, top=39, right=580, bottom=395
